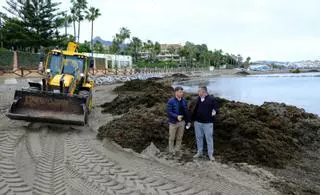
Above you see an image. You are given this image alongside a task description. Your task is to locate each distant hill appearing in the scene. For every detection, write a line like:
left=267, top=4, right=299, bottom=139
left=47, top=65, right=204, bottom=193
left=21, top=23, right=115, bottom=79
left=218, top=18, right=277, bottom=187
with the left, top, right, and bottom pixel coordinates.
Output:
left=252, top=60, right=320, bottom=68
left=93, top=36, right=128, bottom=48
left=93, top=36, right=112, bottom=46
left=253, top=60, right=290, bottom=65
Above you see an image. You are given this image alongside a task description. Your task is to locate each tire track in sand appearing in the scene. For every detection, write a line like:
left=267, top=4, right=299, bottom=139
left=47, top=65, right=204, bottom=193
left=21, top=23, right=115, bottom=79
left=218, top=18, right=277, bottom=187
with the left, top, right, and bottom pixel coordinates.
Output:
left=32, top=133, right=66, bottom=195
left=0, top=130, right=32, bottom=195
left=65, top=134, right=139, bottom=194
left=66, top=133, right=210, bottom=195
left=81, top=134, right=211, bottom=195
left=0, top=130, right=9, bottom=143
left=0, top=174, right=14, bottom=195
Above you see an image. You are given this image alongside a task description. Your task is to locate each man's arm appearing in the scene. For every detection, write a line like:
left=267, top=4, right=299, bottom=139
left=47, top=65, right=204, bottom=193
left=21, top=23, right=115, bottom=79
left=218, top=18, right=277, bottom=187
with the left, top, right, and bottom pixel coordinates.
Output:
left=211, top=96, right=218, bottom=115
left=167, top=99, right=178, bottom=119
left=183, top=100, right=190, bottom=122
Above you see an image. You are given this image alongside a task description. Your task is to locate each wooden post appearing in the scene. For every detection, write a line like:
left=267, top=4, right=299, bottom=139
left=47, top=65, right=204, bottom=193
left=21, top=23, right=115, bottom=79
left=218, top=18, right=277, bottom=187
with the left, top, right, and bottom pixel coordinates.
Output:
left=13, top=51, right=18, bottom=71
left=21, top=67, right=24, bottom=77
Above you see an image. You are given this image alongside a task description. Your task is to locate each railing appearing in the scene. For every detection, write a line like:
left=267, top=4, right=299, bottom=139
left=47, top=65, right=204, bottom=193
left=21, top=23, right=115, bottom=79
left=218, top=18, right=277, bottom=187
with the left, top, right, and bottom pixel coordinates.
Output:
left=134, top=67, right=210, bottom=74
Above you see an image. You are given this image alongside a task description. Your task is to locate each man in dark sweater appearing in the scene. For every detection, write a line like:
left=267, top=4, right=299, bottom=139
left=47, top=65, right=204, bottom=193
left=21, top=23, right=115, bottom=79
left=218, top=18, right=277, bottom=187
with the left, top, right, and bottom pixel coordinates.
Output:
left=191, top=86, right=218, bottom=161
left=167, top=86, right=191, bottom=155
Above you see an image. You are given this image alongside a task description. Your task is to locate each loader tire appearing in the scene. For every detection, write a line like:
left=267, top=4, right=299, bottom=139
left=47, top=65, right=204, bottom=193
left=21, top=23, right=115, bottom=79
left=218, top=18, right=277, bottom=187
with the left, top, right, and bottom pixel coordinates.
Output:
left=79, top=90, right=92, bottom=113
left=84, top=107, right=88, bottom=125
left=79, top=90, right=92, bottom=120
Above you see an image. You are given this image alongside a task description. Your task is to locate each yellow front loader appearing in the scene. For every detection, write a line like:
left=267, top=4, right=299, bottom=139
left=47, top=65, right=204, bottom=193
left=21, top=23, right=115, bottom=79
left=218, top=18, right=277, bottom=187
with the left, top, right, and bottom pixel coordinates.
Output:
left=6, top=42, right=94, bottom=125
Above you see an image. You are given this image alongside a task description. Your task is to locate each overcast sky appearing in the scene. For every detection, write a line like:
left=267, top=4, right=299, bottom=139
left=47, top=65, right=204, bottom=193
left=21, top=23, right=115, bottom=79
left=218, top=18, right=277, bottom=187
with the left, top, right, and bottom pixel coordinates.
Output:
left=1, top=0, right=320, bottom=61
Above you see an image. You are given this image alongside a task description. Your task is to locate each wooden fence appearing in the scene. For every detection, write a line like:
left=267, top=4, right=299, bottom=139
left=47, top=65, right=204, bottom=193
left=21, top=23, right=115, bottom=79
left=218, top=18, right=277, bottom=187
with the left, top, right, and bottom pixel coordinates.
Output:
left=0, top=51, right=215, bottom=77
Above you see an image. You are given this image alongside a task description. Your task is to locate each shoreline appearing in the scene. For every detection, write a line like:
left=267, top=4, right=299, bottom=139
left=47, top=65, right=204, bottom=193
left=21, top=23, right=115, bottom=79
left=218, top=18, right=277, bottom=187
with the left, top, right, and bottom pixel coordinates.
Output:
left=1, top=68, right=316, bottom=80
left=2, top=70, right=319, bottom=117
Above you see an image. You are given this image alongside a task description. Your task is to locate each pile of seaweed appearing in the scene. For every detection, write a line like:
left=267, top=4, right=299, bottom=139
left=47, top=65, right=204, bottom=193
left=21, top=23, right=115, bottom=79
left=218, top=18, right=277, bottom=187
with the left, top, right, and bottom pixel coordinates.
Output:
left=235, top=70, right=250, bottom=75
left=171, top=73, right=189, bottom=78
left=101, top=80, right=173, bottom=115
left=98, top=80, right=320, bottom=169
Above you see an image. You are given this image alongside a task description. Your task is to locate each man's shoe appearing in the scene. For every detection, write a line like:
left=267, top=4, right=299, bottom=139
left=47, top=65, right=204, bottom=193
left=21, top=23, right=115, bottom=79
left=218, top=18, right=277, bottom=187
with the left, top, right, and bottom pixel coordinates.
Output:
left=209, top=155, right=215, bottom=161
left=193, top=152, right=202, bottom=158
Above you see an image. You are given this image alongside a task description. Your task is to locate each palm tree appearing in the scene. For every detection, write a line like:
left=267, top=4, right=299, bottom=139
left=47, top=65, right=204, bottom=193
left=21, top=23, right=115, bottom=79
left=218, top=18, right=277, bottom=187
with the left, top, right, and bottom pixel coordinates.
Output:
left=154, top=41, right=161, bottom=58
left=147, top=40, right=153, bottom=61
left=113, top=27, right=130, bottom=54
left=200, top=51, right=209, bottom=66
left=246, top=56, right=251, bottom=64
left=110, top=36, right=121, bottom=74
left=230, top=54, right=237, bottom=66
left=118, top=27, right=130, bottom=43
left=244, top=56, right=251, bottom=68
left=70, top=7, right=77, bottom=40
left=62, top=12, right=73, bottom=36
left=85, top=7, right=101, bottom=50
left=184, top=42, right=197, bottom=66
left=71, top=0, right=88, bottom=43
left=237, top=54, right=243, bottom=67
left=130, top=37, right=142, bottom=62
left=111, top=27, right=131, bottom=74
left=212, top=49, right=224, bottom=68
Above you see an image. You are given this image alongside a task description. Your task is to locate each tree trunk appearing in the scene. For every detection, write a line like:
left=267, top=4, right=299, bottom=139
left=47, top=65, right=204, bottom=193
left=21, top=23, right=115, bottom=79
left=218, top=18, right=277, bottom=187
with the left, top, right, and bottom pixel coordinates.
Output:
left=135, top=49, right=138, bottom=63
left=73, top=20, right=76, bottom=41
left=91, top=21, right=94, bottom=51
left=77, top=21, right=80, bottom=43
left=65, top=21, right=67, bottom=36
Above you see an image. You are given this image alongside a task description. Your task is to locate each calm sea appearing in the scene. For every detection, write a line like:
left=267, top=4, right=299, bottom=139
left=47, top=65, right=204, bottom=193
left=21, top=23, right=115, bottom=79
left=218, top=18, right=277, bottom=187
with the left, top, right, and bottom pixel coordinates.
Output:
left=174, top=72, right=320, bottom=116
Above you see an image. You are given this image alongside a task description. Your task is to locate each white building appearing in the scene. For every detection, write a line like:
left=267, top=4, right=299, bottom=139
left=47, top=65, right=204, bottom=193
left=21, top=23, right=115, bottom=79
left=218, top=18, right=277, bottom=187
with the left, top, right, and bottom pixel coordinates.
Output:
left=84, top=53, right=132, bottom=69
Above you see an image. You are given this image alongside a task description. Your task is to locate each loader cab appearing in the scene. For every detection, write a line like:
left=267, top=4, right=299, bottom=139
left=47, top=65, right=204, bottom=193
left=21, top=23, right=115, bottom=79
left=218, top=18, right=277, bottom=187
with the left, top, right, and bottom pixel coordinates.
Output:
left=61, top=55, right=86, bottom=79
left=46, top=51, right=63, bottom=76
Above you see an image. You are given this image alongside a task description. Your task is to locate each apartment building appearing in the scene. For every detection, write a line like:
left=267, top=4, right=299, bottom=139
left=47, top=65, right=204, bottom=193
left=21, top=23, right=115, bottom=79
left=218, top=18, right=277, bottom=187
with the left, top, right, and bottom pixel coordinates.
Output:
left=139, top=43, right=184, bottom=61
left=156, top=43, right=183, bottom=61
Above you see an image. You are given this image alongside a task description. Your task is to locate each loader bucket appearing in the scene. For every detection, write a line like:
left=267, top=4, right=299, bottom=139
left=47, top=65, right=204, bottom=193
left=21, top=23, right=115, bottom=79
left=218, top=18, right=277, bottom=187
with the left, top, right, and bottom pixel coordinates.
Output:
left=6, top=90, right=88, bottom=126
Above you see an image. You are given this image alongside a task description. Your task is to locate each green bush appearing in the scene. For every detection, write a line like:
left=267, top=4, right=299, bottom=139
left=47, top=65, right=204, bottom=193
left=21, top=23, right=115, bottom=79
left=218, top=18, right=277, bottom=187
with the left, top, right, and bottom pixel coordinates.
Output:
left=0, top=49, right=14, bottom=70
left=17, top=51, right=40, bottom=69
left=290, top=69, right=301, bottom=73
